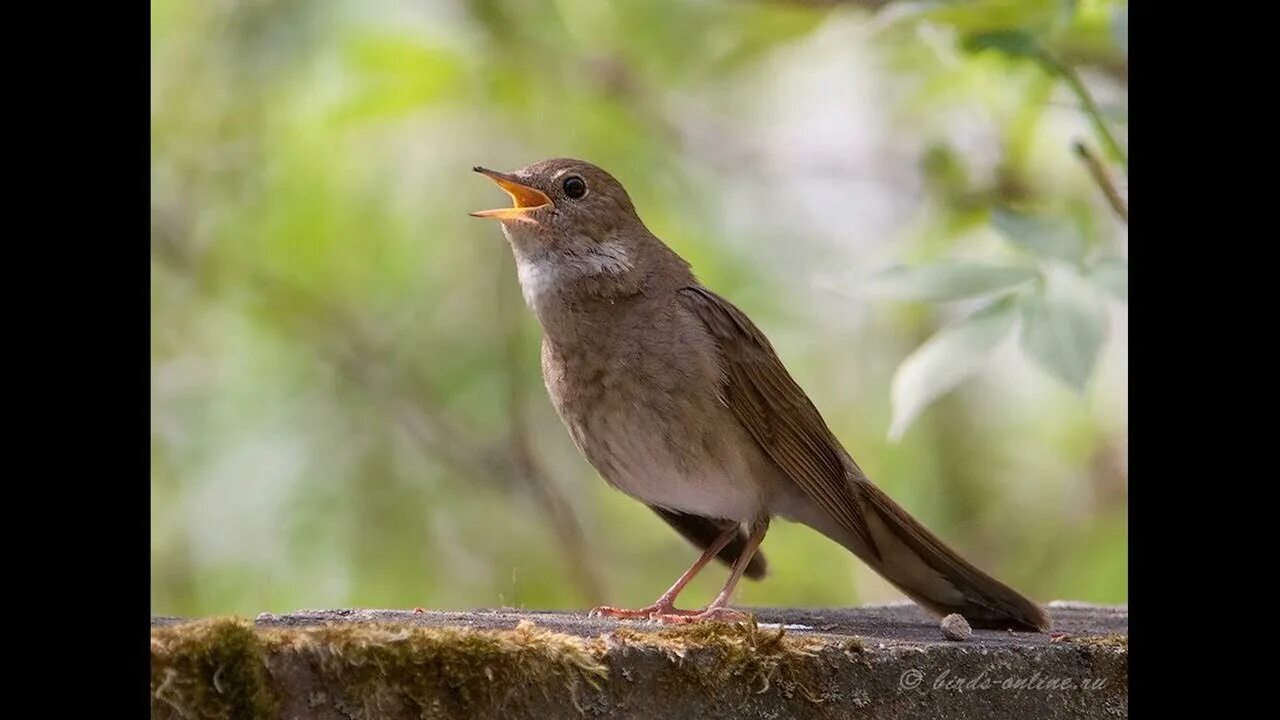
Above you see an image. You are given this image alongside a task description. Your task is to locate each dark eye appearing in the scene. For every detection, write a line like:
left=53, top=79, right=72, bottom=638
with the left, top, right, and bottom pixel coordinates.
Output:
left=562, top=175, right=587, bottom=199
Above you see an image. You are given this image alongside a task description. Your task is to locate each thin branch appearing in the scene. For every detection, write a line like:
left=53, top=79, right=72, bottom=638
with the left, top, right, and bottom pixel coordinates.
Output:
left=1073, top=140, right=1127, bottom=224
left=1055, top=44, right=1127, bottom=88
left=1037, top=50, right=1128, bottom=170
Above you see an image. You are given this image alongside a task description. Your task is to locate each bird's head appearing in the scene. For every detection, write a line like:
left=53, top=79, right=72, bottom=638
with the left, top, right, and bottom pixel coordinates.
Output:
left=471, top=158, right=666, bottom=308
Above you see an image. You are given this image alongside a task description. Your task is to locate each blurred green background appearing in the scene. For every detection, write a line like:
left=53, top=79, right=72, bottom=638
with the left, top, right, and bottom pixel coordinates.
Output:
left=151, top=0, right=1127, bottom=617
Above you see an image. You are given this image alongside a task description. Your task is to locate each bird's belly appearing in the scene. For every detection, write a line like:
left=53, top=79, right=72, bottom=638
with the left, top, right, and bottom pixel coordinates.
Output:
left=571, top=403, right=768, bottom=524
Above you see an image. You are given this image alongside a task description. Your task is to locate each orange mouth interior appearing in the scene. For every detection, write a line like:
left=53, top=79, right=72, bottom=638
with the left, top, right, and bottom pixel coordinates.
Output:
left=470, top=167, right=552, bottom=220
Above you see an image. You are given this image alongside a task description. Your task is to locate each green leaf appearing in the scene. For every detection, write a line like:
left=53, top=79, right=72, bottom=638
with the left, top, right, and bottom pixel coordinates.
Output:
left=921, top=143, right=971, bottom=198
left=962, top=30, right=1042, bottom=60
left=992, top=209, right=1085, bottom=264
left=345, top=34, right=461, bottom=75
left=1018, top=270, right=1109, bottom=392
left=1085, top=258, right=1127, bottom=300
left=924, top=0, right=1060, bottom=34
left=863, top=263, right=1038, bottom=302
left=889, top=299, right=1018, bottom=440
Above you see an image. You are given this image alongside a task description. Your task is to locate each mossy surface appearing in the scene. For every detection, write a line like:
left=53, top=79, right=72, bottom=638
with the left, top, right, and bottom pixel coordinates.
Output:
left=150, top=616, right=849, bottom=719
left=608, top=618, right=841, bottom=702
left=150, top=609, right=1128, bottom=719
left=268, top=619, right=609, bottom=718
left=151, top=618, right=276, bottom=720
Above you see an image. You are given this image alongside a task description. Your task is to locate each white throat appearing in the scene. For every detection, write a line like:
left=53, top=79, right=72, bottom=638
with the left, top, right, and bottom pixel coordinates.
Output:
left=515, top=254, right=565, bottom=307
left=510, top=239, right=633, bottom=309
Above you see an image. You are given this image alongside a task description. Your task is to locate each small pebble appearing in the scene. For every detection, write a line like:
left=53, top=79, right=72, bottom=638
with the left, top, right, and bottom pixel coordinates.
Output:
left=940, top=613, right=972, bottom=641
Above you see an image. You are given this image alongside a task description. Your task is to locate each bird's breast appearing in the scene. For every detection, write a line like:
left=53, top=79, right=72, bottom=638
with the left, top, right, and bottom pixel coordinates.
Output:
left=540, top=307, right=771, bottom=523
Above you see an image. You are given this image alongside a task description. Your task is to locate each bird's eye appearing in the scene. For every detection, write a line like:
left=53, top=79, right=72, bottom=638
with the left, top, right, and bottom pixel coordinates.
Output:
left=562, top=175, right=587, bottom=200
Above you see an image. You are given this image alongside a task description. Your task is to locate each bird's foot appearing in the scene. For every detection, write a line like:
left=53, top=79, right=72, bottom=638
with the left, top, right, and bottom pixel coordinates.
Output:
left=589, top=601, right=695, bottom=621
left=654, top=606, right=751, bottom=625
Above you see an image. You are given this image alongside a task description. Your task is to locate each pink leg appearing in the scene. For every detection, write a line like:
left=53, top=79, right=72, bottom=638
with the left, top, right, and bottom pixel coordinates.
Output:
left=590, top=523, right=740, bottom=621
left=658, top=516, right=769, bottom=624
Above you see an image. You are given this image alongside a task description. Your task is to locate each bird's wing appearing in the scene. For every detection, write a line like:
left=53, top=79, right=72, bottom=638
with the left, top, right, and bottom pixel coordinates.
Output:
left=677, top=285, right=879, bottom=560
left=649, top=507, right=768, bottom=580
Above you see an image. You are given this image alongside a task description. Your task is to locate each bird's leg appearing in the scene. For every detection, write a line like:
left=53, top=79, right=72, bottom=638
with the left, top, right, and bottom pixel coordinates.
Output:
left=589, top=523, right=740, bottom=620
left=657, top=516, right=769, bottom=624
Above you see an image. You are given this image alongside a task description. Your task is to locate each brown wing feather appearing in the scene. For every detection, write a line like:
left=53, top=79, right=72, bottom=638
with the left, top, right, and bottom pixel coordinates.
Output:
left=650, top=507, right=768, bottom=580
left=678, top=285, right=1051, bottom=632
left=677, top=285, right=879, bottom=560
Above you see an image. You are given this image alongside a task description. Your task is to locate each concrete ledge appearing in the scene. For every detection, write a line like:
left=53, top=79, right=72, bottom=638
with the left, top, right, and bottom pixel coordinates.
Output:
left=151, top=602, right=1127, bottom=719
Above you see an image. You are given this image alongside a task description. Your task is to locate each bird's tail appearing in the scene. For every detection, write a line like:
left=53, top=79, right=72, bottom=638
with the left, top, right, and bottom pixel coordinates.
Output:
left=841, top=479, right=1051, bottom=632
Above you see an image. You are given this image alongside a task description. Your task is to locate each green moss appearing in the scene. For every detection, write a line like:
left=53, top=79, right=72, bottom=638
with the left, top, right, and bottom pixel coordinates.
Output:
left=150, top=617, right=862, bottom=718
left=151, top=618, right=275, bottom=720
left=266, top=619, right=609, bottom=718
left=609, top=618, right=837, bottom=703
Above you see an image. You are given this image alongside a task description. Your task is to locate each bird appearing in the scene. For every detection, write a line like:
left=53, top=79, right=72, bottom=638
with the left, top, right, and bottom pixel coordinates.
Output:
left=469, top=158, right=1051, bottom=632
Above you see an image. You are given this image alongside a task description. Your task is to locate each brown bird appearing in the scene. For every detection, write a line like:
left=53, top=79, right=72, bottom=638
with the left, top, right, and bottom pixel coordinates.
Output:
left=471, top=158, right=1051, bottom=632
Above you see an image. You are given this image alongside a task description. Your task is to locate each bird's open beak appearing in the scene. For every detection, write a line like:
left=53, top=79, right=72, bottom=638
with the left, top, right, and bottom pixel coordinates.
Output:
left=470, top=167, right=553, bottom=221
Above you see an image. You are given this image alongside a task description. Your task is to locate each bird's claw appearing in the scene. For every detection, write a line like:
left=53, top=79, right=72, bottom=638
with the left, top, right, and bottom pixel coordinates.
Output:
left=589, top=605, right=652, bottom=620
left=654, top=606, right=751, bottom=624
left=589, top=603, right=693, bottom=620
left=590, top=603, right=750, bottom=624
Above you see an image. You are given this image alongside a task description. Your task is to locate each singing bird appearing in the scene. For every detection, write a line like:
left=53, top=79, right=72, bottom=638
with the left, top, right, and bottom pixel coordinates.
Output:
left=470, top=158, right=1050, bottom=631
